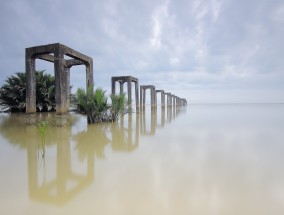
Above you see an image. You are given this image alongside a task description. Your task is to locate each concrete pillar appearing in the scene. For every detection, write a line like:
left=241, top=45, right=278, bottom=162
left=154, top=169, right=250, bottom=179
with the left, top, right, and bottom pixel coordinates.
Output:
left=111, top=77, right=116, bottom=95
left=127, top=80, right=132, bottom=106
left=112, top=76, right=139, bottom=111
left=161, top=92, right=165, bottom=106
left=156, top=90, right=165, bottom=106
left=120, top=82, right=124, bottom=95
left=54, top=49, right=68, bottom=114
left=65, top=67, right=70, bottom=110
left=172, top=95, right=175, bottom=107
left=140, top=85, right=156, bottom=108
left=151, top=88, right=155, bottom=106
left=26, top=51, right=36, bottom=113
left=86, top=60, right=94, bottom=89
left=26, top=43, right=93, bottom=114
left=165, top=93, right=171, bottom=106
left=143, top=88, right=146, bottom=106
left=135, top=81, right=139, bottom=111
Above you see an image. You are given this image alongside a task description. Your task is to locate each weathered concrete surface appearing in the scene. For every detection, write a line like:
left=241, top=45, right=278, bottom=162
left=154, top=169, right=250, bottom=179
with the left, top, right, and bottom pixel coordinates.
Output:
left=156, top=90, right=165, bottom=106
left=26, top=43, right=93, bottom=114
left=140, top=85, right=156, bottom=108
left=164, top=93, right=172, bottom=106
left=111, top=76, right=139, bottom=111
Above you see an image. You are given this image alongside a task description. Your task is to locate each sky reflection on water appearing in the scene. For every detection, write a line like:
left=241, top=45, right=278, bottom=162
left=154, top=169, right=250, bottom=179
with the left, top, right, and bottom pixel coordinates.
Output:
left=0, top=104, right=284, bottom=215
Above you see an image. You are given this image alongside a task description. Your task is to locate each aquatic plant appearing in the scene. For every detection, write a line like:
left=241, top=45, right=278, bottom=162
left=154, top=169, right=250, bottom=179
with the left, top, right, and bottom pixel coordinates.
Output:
left=72, top=87, right=109, bottom=123
left=37, top=120, right=48, bottom=158
left=109, top=93, right=130, bottom=122
left=72, top=87, right=129, bottom=124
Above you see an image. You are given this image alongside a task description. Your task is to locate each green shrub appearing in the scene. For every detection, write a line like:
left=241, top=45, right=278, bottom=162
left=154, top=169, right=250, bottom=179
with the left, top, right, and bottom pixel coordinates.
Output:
left=109, top=93, right=129, bottom=122
left=72, top=87, right=129, bottom=124
left=72, top=87, right=109, bottom=123
left=0, top=71, right=57, bottom=112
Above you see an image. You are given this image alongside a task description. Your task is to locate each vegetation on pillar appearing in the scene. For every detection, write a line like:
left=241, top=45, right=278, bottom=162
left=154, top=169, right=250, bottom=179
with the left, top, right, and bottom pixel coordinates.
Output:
left=72, top=86, right=129, bottom=124
left=0, top=71, right=68, bottom=112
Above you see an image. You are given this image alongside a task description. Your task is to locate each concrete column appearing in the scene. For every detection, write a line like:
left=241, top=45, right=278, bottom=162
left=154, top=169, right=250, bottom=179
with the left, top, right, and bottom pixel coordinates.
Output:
left=135, top=81, right=139, bottom=111
left=120, top=82, right=124, bottom=95
left=111, top=77, right=116, bottom=95
left=166, top=93, right=172, bottom=106
left=143, top=88, right=146, bottom=106
left=86, top=60, right=94, bottom=89
left=65, top=67, right=70, bottom=110
left=161, top=92, right=165, bottom=106
left=151, top=87, right=156, bottom=106
left=171, top=95, right=175, bottom=107
left=156, top=90, right=165, bottom=106
left=26, top=52, right=36, bottom=113
left=54, top=49, right=67, bottom=114
left=127, top=80, right=132, bottom=106
left=140, top=86, right=143, bottom=108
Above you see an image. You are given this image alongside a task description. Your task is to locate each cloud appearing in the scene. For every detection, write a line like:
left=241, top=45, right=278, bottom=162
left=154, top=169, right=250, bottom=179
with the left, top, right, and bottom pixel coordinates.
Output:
left=0, top=0, right=283, bottom=103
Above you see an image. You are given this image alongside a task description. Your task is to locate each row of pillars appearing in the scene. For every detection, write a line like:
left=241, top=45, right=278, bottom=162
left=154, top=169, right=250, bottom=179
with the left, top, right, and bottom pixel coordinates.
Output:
left=25, top=44, right=186, bottom=115
left=111, top=76, right=187, bottom=111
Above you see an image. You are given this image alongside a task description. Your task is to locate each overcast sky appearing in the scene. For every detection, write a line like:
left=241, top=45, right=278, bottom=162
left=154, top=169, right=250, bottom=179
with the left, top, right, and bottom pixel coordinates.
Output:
left=0, top=0, right=283, bottom=103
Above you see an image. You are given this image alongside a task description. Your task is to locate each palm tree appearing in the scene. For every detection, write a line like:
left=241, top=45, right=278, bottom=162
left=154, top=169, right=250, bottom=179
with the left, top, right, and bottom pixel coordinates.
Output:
left=0, top=72, right=26, bottom=112
left=72, top=87, right=109, bottom=123
left=72, top=87, right=129, bottom=124
left=109, top=93, right=129, bottom=122
left=0, top=70, right=57, bottom=112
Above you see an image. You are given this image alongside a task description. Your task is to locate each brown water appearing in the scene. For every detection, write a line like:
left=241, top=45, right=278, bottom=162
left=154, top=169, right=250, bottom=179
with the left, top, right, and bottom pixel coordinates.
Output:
left=0, top=104, right=284, bottom=215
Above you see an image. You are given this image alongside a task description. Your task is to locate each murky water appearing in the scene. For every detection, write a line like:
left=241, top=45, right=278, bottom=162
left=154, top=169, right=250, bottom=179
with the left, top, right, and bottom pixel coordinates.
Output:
left=0, top=104, right=284, bottom=215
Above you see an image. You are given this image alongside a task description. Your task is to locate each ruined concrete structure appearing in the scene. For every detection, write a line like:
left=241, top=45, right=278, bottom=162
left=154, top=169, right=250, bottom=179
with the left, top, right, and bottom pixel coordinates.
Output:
left=111, top=76, right=139, bottom=110
left=140, top=85, right=156, bottom=107
left=155, top=90, right=165, bottom=106
left=26, top=43, right=93, bottom=114
left=164, top=93, right=172, bottom=106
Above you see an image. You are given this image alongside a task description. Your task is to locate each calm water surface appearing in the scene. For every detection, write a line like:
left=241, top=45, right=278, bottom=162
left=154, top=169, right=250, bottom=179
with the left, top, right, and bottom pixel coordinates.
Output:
left=0, top=104, right=284, bottom=215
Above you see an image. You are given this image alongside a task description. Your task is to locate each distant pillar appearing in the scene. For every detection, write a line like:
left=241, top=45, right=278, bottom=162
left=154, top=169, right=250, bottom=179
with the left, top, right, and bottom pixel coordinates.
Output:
left=111, top=77, right=116, bottom=95
left=172, top=95, right=175, bottom=107
left=142, top=87, right=145, bottom=110
left=140, top=85, right=156, bottom=107
left=156, top=90, right=165, bottom=106
left=120, top=82, right=124, bottom=95
left=165, top=93, right=171, bottom=106
left=135, top=81, right=139, bottom=111
left=111, top=76, right=139, bottom=111
left=127, top=80, right=132, bottom=106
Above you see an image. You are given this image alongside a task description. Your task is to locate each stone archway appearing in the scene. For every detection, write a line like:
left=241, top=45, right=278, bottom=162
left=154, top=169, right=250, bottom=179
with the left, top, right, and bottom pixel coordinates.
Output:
left=25, top=43, right=93, bottom=114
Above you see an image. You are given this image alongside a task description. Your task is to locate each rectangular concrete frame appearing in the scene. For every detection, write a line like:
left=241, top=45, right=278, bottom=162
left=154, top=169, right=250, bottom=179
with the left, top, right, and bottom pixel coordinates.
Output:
left=26, top=43, right=93, bottom=114
left=111, top=76, right=139, bottom=111
left=140, top=85, right=156, bottom=108
left=156, top=90, right=165, bottom=106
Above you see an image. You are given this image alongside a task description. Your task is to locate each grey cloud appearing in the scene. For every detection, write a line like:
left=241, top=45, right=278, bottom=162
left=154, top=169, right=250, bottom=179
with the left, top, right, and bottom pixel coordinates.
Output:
left=0, top=0, right=283, bottom=102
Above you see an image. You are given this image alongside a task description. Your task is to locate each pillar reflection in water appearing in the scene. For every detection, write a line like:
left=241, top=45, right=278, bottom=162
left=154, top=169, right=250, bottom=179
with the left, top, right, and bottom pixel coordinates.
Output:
left=156, top=106, right=166, bottom=128
left=111, top=113, right=139, bottom=152
left=140, top=107, right=157, bottom=136
left=26, top=116, right=93, bottom=206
